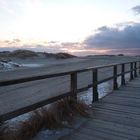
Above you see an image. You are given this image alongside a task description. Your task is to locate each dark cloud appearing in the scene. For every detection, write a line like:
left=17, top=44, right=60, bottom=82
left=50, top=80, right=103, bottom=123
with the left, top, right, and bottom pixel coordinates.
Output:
left=132, top=5, right=140, bottom=15
left=107, top=48, right=140, bottom=56
left=84, top=23, right=140, bottom=50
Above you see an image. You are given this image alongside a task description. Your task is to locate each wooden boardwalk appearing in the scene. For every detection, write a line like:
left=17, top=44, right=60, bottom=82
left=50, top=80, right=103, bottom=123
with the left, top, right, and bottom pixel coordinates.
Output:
left=59, top=77, right=140, bottom=140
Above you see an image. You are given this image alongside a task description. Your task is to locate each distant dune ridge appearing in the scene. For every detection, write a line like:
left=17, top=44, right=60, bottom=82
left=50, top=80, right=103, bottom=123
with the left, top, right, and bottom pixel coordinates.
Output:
left=0, top=49, right=76, bottom=71
left=0, top=49, right=76, bottom=59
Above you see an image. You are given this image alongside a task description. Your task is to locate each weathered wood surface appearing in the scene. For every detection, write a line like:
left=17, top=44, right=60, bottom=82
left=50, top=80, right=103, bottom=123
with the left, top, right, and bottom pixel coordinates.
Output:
left=59, top=77, right=140, bottom=140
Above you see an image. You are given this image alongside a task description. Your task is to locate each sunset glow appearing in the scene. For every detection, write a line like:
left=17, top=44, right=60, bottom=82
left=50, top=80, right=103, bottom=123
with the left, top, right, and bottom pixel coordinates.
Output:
left=0, top=0, right=140, bottom=55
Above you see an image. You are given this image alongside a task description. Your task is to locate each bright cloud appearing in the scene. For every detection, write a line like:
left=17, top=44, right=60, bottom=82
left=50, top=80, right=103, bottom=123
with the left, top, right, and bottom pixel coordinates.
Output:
left=0, top=0, right=138, bottom=42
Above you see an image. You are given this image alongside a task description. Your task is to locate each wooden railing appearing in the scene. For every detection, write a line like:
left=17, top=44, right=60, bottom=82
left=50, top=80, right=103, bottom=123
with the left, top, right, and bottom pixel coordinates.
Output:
left=0, top=60, right=140, bottom=121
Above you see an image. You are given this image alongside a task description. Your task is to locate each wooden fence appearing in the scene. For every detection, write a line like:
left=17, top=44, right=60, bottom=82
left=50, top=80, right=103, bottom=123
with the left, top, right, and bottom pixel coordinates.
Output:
left=0, top=60, right=140, bottom=121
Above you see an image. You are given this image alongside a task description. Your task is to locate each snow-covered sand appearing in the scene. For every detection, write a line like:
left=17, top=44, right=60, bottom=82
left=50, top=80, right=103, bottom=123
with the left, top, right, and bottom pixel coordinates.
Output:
left=0, top=59, right=44, bottom=71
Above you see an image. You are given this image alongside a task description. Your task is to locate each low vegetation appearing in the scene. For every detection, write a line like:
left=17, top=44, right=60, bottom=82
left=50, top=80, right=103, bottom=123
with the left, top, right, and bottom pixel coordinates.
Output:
left=0, top=98, right=90, bottom=140
left=0, top=49, right=76, bottom=59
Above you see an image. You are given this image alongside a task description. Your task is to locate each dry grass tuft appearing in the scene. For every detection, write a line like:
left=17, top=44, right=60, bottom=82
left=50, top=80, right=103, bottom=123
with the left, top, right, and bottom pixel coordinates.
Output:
left=1, top=131, right=18, bottom=140
left=69, top=99, right=90, bottom=117
left=41, top=98, right=74, bottom=129
left=17, top=111, right=44, bottom=140
left=0, top=122, right=6, bottom=140
left=0, top=98, right=90, bottom=140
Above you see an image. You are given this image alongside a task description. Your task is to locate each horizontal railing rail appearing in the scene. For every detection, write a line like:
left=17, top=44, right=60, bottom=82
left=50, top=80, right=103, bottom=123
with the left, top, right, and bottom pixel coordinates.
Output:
left=0, top=61, right=140, bottom=86
left=0, top=60, right=140, bottom=121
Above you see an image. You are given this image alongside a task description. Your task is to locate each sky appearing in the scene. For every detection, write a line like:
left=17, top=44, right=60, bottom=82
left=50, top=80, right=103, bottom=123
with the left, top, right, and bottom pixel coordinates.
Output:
left=0, top=0, right=140, bottom=55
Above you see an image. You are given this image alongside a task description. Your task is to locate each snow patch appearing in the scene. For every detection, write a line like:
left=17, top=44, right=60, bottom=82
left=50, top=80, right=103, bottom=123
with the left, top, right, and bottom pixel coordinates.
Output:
left=5, top=113, right=31, bottom=130
left=0, top=61, right=21, bottom=71
left=21, top=63, right=44, bottom=67
left=0, top=61, right=44, bottom=71
left=79, top=81, right=112, bottom=105
left=79, top=73, right=130, bottom=105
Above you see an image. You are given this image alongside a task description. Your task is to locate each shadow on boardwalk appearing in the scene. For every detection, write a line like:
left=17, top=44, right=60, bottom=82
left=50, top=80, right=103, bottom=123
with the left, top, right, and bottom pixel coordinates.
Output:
left=59, top=77, right=140, bottom=140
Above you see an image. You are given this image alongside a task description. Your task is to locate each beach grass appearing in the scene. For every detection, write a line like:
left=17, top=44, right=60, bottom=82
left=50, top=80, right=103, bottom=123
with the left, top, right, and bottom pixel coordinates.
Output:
left=0, top=98, right=90, bottom=140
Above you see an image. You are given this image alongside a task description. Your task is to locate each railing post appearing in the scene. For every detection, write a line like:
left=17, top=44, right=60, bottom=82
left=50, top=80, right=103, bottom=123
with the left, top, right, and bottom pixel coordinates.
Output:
left=130, top=62, right=133, bottom=80
left=121, top=64, right=125, bottom=85
left=92, top=69, right=99, bottom=103
left=70, top=72, right=77, bottom=101
left=113, top=65, right=118, bottom=90
left=139, top=61, right=140, bottom=75
left=134, top=62, right=137, bottom=77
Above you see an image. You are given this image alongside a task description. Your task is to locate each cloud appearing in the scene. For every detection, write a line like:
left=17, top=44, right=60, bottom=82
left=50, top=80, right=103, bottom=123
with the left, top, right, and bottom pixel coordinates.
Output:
left=0, top=0, right=24, bottom=17
left=0, top=39, right=82, bottom=54
left=84, top=23, right=140, bottom=50
left=0, top=39, right=21, bottom=47
left=131, top=5, right=140, bottom=15
left=1, top=22, right=140, bottom=56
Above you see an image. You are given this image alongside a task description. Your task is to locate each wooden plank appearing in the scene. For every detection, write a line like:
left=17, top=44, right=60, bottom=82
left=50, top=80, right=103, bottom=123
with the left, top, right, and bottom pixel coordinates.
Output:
left=91, top=108, right=140, bottom=120
left=60, top=131, right=103, bottom=140
left=75, top=126, right=130, bottom=140
left=102, top=96, right=140, bottom=105
left=108, top=93, right=140, bottom=99
left=126, top=84, right=140, bottom=88
left=100, top=100, right=140, bottom=108
left=119, top=86, right=140, bottom=91
left=87, top=119, right=140, bottom=137
left=105, top=90, right=140, bottom=99
left=110, top=90, right=140, bottom=95
left=92, top=102, right=140, bottom=115
left=91, top=110, right=140, bottom=128
left=84, top=122, right=139, bottom=139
